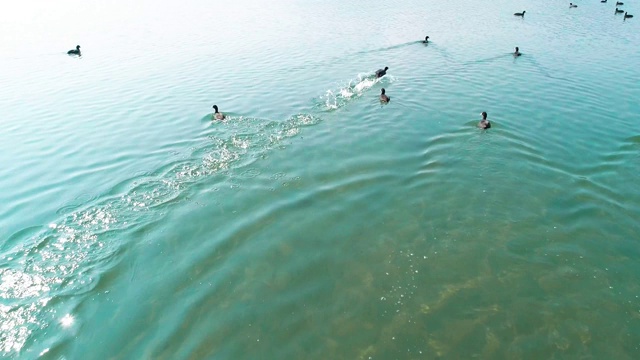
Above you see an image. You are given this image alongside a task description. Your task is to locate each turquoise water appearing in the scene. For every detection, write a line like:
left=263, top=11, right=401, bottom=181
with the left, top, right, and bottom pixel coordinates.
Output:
left=1, top=0, right=640, bottom=358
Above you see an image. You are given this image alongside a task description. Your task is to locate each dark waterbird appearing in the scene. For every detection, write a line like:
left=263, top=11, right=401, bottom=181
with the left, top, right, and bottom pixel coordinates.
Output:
left=478, top=112, right=491, bottom=129
left=514, top=47, right=522, bottom=57
left=625, top=12, right=634, bottom=18
left=615, top=7, right=624, bottom=13
left=67, top=45, right=81, bottom=55
left=570, top=3, right=578, bottom=8
left=514, top=10, right=526, bottom=17
left=423, top=36, right=430, bottom=44
left=601, top=0, right=607, bottom=3
left=616, top=2, right=624, bottom=5
left=375, top=66, right=389, bottom=78
left=379, top=88, right=390, bottom=103
left=212, top=105, right=225, bottom=120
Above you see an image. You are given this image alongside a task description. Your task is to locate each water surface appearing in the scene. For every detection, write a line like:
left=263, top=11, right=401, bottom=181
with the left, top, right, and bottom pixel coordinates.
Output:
left=1, top=0, right=639, bottom=358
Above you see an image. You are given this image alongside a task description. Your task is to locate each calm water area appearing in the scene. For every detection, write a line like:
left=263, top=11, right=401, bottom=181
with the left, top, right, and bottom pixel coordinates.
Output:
left=1, top=0, right=639, bottom=358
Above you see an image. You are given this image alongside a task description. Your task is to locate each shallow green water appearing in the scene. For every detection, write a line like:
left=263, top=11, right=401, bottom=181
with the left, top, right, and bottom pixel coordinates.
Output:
left=1, top=0, right=640, bottom=358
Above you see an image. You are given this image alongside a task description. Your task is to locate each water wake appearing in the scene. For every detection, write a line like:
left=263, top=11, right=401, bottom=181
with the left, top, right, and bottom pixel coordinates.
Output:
left=0, top=113, right=321, bottom=356
left=319, top=73, right=394, bottom=111
left=0, top=37, right=599, bottom=356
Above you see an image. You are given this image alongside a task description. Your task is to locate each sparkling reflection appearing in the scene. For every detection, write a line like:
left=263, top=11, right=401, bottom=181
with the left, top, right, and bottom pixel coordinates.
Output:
left=60, top=314, right=74, bottom=328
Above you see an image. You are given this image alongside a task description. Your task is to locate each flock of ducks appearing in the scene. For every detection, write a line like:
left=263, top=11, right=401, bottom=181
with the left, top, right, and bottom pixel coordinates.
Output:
left=515, top=2, right=634, bottom=18
left=611, top=1, right=635, bottom=17
left=66, top=2, right=634, bottom=130
left=389, top=2, right=634, bottom=129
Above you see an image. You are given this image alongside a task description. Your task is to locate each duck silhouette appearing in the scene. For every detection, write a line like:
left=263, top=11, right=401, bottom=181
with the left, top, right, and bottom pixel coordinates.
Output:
left=67, top=45, right=81, bottom=55
left=478, top=112, right=491, bottom=129
left=379, top=88, right=390, bottom=103
left=375, top=67, right=389, bottom=78
left=212, top=105, right=225, bottom=120
left=514, top=47, right=522, bottom=57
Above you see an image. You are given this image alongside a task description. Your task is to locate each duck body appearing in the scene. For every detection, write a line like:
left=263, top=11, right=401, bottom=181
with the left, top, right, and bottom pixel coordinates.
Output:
left=514, top=10, right=526, bottom=17
left=601, top=0, right=607, bottom=3
left=67, top=45, right=81, bottom=55
left=478, top=120, right=491, bottom=129
left=570, top=3, right=578, bottom=8
left=478, top=112, right=491, bottom=129
left=423, top=36, right=430, bottom=44
left=514, top=47, right=522, bottom=57
left=615, top=7, right=624, bottom=13
left=379, top=88, right=390, bottom=103
left=375, top=66, right=389, bottom=78
left=616, top=2, right=624, bottom=5
left=212, top=105, right=225, bottom=120
left=625, top=12, right=633, bottom=18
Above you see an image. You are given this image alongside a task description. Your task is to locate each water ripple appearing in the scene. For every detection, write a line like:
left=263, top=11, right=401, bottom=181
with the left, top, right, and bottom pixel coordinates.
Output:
left=0, top=112, right=322, bottom=355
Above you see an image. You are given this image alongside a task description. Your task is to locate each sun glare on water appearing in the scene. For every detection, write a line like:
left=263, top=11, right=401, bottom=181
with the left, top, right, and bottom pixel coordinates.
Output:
left=60, top=314, right=74, bottom=328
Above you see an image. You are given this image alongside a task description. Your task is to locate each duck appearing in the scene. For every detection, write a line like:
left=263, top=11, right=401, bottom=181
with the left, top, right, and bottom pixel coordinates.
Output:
left=615, top=7, right=624, bottom=13
left=569, top=3, right=578, bottom=8
left=616, top=2, right=624, bottom=5
left=212, top=105, right=225, bottom=120
left=379, top=88, right=390, bottom=103
left=423, top=36, right=430, bottom=44
left=601, top=0, right=607, bottom=3
left=514, top=47, right=522, bottom=57
left=375, top=66, right=389, bottom=78
left=514, top=10, right=526, bottom=17
left=67, top=45, right=81, bottom=55
left=478, top=112, right=491, bottom=129
left=625, top=12, right=634, bottom=18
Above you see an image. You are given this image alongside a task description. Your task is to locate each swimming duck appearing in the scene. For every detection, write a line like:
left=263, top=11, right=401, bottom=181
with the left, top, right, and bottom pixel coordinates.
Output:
left=615, top=7, right=624, bottom=13
left=601, top=0, right=607, bottom=3
left=514, top=47, right=522, bottom=57
left=67, top=45, right=81, bottom=55
left=514, top=11, right=526, bottom=17
left=616, top=2, right=624, bottom=5
left=375, top=67, right=389, bottom=78
left=478, top=112, right=491, bottom=129
left=380, top=88, right=390, bottom=103
left=569, top=3, right=578, bottom=8
left=212, top=105, right=225, bottom=120
left=625, top=12, right=634, bottom=18
left=423, top=36, right=430, bottom=43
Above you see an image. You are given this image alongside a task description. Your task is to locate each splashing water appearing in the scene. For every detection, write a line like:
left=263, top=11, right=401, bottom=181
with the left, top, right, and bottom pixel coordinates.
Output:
left=321, top=73, right=393, bottom=111
left=0, top=113, right=322, bottom=356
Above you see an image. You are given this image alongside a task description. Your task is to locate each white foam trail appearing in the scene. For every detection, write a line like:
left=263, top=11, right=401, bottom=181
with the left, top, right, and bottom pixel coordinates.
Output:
left=321, top=73, right=390, bottom=111
left=0, top=113, right=322, bottom=356
left=353, top=77, right=377, bottom=92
